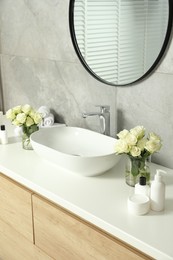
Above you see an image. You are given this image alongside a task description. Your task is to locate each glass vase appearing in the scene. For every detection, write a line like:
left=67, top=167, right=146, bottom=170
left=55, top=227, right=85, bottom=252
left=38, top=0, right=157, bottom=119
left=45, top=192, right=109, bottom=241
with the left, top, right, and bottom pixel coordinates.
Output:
left=125, top=155, right=150, bottom=187
left=22, top=125, right=39, bottom=150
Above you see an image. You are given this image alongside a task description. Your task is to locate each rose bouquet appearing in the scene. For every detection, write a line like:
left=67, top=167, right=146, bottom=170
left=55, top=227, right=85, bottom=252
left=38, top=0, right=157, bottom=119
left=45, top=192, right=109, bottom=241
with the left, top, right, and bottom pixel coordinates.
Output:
left=115, top=126, right=162, bottom=186
left=115, top=125, right=162, bottom=158
left=6, top=104, right=42, bottom=149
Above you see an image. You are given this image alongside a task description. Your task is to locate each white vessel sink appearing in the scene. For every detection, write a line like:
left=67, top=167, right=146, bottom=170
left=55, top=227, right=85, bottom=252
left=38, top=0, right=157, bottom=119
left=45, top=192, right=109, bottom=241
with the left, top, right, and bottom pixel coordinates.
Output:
left=31, top=126, right=120, bottom=176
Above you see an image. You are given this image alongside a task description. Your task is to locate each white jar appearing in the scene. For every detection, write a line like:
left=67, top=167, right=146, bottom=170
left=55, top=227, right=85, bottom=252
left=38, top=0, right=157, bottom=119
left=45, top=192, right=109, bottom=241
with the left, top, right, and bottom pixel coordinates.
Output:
left=128, top=194, right=150, bottom=215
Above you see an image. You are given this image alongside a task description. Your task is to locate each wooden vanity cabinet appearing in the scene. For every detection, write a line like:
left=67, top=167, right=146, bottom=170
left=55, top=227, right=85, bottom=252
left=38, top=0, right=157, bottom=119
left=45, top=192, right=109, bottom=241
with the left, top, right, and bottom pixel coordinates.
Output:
left=0, top=173, right=33, bottom=242
left=33, top=194, right=153, bottom=260
left=0, top=173, right=51, bottom=260
left=0, top=173, right=153, bottom=260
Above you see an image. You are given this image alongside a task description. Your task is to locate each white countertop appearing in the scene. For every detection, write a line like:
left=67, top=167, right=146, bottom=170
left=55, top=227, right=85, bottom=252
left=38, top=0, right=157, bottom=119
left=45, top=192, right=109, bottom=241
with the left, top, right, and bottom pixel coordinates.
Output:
left=0, top=134, right=173, bottom=259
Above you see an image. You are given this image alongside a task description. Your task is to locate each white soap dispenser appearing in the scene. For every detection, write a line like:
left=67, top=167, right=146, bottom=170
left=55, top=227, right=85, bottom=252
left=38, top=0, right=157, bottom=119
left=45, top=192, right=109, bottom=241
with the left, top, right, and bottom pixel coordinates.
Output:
left=150, top=169, right=166, bottom=211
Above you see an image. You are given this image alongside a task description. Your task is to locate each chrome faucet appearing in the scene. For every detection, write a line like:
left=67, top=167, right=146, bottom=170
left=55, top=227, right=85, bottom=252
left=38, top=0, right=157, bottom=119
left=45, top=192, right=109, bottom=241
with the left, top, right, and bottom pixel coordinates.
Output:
left=82, top=105, right=110, bottom=136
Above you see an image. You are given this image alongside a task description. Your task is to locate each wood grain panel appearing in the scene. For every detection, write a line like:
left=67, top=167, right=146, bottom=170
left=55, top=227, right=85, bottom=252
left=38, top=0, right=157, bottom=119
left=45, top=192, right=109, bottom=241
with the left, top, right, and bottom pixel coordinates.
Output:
left=33, top=194, right=153, bottom=260
left=0, top=217, right=52, bottom=260
left=0, top=173, right=33, bottom=242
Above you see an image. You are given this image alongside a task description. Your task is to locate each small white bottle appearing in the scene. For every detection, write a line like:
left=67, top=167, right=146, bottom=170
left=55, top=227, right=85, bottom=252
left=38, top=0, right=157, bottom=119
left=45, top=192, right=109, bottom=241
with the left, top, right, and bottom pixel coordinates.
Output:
left=135, top=176, right=150, bottom=197
left=0, top=125, right=8, bottom=144
left=150, top=169, right=166, bottom=211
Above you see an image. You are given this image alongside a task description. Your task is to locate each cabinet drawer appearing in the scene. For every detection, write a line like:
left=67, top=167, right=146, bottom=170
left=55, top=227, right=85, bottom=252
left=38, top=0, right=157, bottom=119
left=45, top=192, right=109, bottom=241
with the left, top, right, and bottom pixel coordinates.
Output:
left=0, top=217, right=52, bottom=260
left=0, top=173, right=33, bottom=242
left=33, top=195, right=152, bottom=260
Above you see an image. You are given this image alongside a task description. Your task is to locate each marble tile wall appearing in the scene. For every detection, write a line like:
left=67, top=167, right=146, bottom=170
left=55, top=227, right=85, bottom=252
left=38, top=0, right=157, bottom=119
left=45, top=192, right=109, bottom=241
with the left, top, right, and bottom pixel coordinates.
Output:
left=0, top=0, right=117, bottom=136
left=117, top=38, right=173, bottom=169
left=0, top=0, right=173, bottom=168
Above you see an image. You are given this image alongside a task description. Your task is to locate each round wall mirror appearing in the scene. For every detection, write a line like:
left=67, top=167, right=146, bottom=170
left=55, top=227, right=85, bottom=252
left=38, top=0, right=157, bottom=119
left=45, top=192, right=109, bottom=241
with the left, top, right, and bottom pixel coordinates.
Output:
left=69, top=0, right=173, bottom=86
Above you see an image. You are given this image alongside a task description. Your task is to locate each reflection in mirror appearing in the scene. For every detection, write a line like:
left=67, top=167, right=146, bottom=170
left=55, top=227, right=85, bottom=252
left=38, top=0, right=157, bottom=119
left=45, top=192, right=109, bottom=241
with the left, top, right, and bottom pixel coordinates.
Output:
left=70, top=0, right=172, bottom=86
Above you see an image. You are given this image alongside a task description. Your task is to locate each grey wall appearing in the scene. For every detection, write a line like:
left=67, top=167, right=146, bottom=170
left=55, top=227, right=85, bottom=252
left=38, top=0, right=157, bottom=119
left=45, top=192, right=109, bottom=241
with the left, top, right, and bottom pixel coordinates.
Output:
left=0, top=0, right=117, bottom=136
left=0, top=0, right=173, bottom=169
left=117, top=37, right=173, bottom=169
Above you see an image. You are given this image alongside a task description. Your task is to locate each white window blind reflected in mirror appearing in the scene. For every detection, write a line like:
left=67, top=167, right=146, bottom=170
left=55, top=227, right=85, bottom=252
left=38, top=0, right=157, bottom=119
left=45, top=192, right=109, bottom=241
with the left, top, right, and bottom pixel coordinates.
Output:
left=74, top=0, right=168, bottom=85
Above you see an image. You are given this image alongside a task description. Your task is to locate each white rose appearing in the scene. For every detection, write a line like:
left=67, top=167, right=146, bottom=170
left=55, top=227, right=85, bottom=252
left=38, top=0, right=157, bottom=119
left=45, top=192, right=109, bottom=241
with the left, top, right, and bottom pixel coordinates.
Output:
left=22, top=104, right=31, bottom=115
left=16, top=113, right=26, bottom=124
left=12, top=119, right=21, bottom=126
left=130, top=146, right=141, bottom=157
left=137, top=138, right=147, bottom=151
left=117, top=129, right=129, bottom=139
left=145, top=140, right=162, bottom=154
left=148, top=132, right=161, bottom=142
left=115, top=139, right=129, bottom=154
left=12, top=105, right=22, bottom=114
left=33, top=112, right=42, bottom=124
left=125, top=133, right=137, bottom=146
left=29, top=109, right=36, bottom=118
left=130, top=126, right=145, bottom=140
left=6, top=109, right=16, bottom=120
left=25, top=116, right=34, bottom=127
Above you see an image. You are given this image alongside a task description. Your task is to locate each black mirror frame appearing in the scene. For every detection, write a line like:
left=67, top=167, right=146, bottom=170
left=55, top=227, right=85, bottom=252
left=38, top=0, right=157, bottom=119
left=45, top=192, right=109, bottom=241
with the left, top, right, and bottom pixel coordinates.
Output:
left=69, top=0, right=173, bottom=87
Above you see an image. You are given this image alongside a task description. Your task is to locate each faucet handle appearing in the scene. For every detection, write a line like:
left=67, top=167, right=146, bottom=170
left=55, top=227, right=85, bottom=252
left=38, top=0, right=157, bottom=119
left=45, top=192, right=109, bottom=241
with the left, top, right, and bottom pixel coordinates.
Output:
left=96, top=105, right=110, bottom=113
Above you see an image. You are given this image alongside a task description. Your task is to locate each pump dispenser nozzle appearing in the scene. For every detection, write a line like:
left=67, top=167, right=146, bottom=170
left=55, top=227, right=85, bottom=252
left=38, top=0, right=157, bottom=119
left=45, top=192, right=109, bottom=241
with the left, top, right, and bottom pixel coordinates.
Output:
left=155, top=169, right=166, bottom=181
